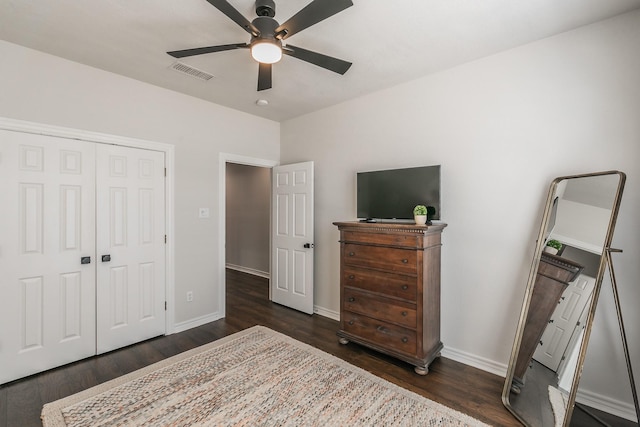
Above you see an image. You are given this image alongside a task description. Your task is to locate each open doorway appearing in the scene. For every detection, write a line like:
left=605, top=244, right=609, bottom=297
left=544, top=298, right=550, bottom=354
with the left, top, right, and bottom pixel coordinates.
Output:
left=225, top=163, right=271, bottom=278
left=218, top=154, right=277, bottom=318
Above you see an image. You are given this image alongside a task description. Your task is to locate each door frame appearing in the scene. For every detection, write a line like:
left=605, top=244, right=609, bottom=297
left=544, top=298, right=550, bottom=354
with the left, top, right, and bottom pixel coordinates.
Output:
left=0, top=117, right=176, bottom=334
left=218, top=153, right=278, bottom=318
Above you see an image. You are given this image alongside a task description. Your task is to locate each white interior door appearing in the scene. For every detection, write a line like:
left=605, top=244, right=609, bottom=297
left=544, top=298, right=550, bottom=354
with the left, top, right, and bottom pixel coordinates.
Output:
left=0, top=130, right=96, bottom=384
left=534, top=274, right=596, bottom=371
left=271, top=161, right=314, bottom=314
left=96, top=144, right=166, bottom=354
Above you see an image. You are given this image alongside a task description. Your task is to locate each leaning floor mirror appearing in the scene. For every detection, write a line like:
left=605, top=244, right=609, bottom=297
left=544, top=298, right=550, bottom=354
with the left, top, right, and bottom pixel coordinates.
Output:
left=502, top=170, right=639, bottom=426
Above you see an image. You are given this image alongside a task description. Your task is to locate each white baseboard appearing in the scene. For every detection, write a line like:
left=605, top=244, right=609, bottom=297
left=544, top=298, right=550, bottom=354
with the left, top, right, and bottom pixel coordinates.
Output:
left=441, top=346, right=638, bottom=423
left=172, top=312, right=223, bottom=334
left=312, top=309, right=508, bottom=378
left=226, top=264, right=270, bottom=279
left=576, top=387, right=639, bottom=423
left=313, top=305, right=340, bottom=321
left=441, top=346, right=509, bottom=378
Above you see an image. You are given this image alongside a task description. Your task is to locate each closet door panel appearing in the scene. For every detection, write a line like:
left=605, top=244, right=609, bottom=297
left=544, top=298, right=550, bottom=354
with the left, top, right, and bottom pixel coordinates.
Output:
left=96, top=144, right=166, bottom=354
left=0, top=130, right=96, bottom=384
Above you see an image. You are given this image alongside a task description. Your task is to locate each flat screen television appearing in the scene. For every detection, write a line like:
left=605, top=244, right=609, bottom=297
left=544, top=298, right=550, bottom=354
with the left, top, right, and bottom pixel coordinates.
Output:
left=357, top=165, right=441, bottom=221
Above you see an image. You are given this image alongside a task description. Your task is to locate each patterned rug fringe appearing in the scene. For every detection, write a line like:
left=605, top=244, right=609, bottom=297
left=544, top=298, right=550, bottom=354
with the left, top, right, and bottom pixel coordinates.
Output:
left=42, top=326, right=489, bottom=426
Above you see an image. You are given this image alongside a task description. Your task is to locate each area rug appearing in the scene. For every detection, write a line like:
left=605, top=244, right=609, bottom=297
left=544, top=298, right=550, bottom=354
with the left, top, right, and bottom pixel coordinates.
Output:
left=548, top=385, right=569, bottom=427
left=42, top=326, right=488, bottom=426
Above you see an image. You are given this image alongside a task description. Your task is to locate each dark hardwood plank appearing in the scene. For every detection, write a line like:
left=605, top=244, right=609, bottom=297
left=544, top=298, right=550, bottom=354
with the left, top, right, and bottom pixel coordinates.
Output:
left=0, top=387, right=6, bottom=427
left=4, top=269, right=626, bottom=427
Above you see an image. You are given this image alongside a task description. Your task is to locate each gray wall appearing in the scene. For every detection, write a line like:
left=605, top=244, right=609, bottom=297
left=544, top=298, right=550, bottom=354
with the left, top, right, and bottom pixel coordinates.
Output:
left=281, top=9, right=640, bottom=414
left=0, top=40, right=280, bottom=329
left=225, top=163, right=271, bottom=276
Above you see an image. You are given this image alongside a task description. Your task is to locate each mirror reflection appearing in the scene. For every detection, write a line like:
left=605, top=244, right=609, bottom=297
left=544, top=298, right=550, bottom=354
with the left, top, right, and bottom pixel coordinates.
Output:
left=503, top=171, right=633, bottom=427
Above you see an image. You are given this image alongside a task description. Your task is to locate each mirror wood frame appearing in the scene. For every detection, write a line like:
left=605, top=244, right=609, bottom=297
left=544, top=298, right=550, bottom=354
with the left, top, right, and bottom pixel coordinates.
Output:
left=502, top=170, right=629, bottom=426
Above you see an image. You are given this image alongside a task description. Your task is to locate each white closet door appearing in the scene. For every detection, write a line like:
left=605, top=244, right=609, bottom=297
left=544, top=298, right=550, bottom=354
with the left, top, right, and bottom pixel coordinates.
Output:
left=95, top=144, right=166, bottom=354
left=0, top=130, right=96, bottom=384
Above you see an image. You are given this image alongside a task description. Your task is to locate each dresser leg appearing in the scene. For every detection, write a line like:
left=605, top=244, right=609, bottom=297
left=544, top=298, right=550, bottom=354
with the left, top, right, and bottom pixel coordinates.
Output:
left=414, top=366, right=429, bottom=375
left=338, top=337, right=350, bottom=345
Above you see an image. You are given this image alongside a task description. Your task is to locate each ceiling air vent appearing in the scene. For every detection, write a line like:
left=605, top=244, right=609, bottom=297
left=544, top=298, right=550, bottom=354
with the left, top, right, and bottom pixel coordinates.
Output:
left=170, top=62, right=214, bottom=81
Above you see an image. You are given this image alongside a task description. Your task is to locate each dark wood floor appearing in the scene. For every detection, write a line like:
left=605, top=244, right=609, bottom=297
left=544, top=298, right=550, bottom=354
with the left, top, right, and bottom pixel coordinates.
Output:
left=6, top=269, right=624, bottom=427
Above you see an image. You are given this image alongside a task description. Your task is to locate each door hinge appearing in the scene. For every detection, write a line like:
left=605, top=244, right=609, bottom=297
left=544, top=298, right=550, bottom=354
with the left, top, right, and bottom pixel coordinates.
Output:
left=164, top=167, right=167, bottom=177
left=165, top=235, right=167, bottom=244
left=165, top=301, right=167, bottom=311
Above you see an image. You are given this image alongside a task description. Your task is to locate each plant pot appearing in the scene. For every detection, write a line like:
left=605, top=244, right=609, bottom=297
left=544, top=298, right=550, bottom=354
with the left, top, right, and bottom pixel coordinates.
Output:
left=544, top=246, right=559, bottom=255
left=414, top=215, right=427, bottom=225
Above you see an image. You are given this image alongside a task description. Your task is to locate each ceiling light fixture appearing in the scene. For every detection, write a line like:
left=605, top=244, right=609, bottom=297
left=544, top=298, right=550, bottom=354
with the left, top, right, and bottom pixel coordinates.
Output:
left=249, top=4, right=283, bottom=65
left=250, top=40, right=282, bottom=64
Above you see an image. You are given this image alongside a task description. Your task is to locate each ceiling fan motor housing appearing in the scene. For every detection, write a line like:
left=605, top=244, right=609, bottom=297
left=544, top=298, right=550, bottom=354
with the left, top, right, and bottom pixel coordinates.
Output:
left=255, top=0, right=276, bottom=18
left=251, top=16, right=281, bottom=46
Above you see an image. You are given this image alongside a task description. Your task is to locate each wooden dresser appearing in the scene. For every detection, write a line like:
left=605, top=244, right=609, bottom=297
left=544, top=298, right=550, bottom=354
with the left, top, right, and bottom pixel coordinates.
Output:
left=333, top=221, right=447, bottom=374
left=512, top=252, right=583, bottom=390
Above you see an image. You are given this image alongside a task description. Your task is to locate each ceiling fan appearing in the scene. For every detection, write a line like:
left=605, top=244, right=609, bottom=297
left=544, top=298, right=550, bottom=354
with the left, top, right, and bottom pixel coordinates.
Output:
left=167, top=0, right=353, bottom=91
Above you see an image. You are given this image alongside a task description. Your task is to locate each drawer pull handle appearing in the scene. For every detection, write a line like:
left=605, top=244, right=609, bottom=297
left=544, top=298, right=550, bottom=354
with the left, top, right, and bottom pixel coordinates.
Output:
left=348, top=297, right=355, bottom=302
left=348, top=320, right=354, bottom=325
left=349, top=252, right=355, bottom=256
left=402, top=337, right=409, bottom=343
left=401, top=259, right=408, bottom=263
left=377, top=326, right=389, bottom=334
left=348, top=275, right=355, bottom=280
left=401, top=311, right=408, bottom=317
left=401, top=285, right=409, bottom=290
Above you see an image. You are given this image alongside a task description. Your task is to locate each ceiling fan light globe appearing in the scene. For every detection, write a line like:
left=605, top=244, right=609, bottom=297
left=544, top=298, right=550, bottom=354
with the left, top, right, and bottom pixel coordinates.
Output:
left=251, top=42, right=282, bottom=64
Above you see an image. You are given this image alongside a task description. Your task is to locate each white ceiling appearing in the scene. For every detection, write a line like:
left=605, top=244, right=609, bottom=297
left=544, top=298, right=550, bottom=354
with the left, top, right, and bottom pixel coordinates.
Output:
left=1, top=0, right=639, bottom=122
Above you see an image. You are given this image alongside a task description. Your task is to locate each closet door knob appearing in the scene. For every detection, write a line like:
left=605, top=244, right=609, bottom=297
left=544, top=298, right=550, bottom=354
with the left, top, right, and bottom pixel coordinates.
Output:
left=81, top=256, right=91, bottom=264
left=101, top=254, right=111, bottom=262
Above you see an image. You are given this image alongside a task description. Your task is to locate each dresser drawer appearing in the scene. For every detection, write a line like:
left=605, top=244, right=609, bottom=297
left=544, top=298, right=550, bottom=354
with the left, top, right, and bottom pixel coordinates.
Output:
left=343, top=288, right=416, bottom=328
left=342, top=311, right=417, bottom=355
left=343, top=267, right=417, bottom=302
left=343, top=243, right=417, bottom=274
left=342, top=230, right=420, bottom=248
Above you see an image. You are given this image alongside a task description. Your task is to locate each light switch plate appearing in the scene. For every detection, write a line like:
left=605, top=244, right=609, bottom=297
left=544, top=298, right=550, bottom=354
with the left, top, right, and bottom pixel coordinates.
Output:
left=198, top=207, right=210, bottom=218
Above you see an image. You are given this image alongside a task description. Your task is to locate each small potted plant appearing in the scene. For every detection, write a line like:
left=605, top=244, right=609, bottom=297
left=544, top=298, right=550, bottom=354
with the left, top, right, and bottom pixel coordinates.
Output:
left=544, top=239, right=562, bottom=255
left=413, top=205, right=428, bottom=225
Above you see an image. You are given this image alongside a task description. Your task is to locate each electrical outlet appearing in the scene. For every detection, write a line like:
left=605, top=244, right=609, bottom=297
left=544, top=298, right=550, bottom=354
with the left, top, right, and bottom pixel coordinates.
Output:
left=186, top=291, right=193, bottom=302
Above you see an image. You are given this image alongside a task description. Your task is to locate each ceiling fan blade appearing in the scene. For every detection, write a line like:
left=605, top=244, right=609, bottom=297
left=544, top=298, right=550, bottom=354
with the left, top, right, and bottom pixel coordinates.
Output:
left=204, top=0, right=260, bottom=36
left=257, top=63, right=272, bottom=91
left=275, top=0, right=353, bottom=40
left=283, top=44, right=352, bottom=74
left=167, top=43, right=248, bottom=58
